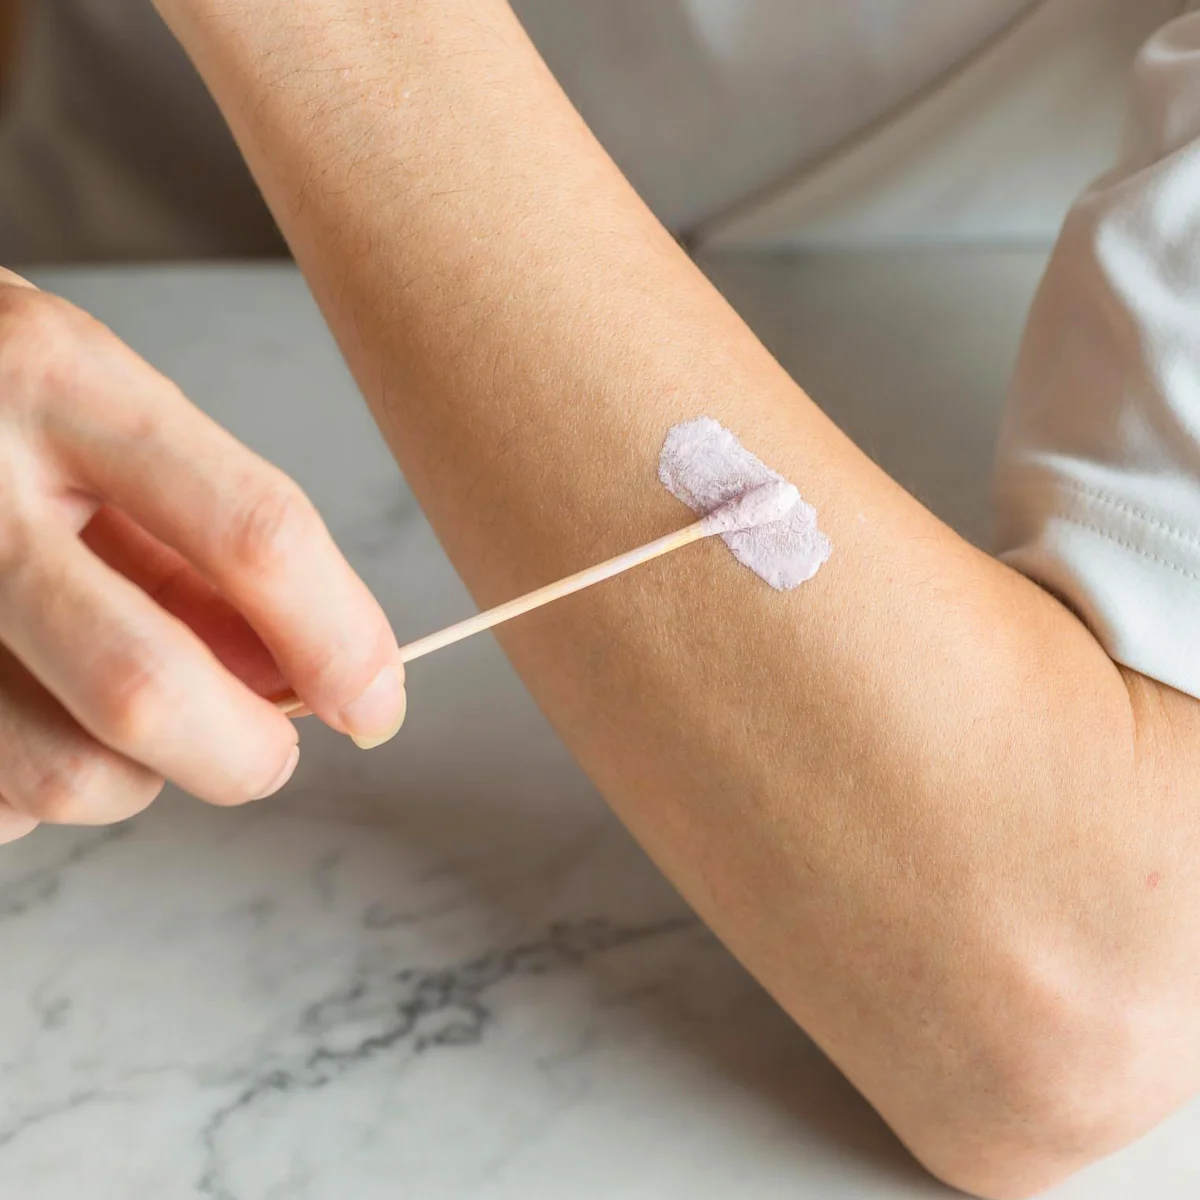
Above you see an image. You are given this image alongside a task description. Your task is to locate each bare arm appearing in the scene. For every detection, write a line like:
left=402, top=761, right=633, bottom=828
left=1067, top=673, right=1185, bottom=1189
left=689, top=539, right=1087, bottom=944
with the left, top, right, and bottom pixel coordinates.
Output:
left=153, top=2, right=1200, bottom=1193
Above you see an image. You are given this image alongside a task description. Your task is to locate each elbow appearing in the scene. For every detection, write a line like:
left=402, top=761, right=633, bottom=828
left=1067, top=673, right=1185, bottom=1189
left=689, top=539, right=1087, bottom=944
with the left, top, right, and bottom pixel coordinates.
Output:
left=914, top=1103, right=1128, bottom=1200
left=912, top=1067, right=1149, bottom=1199
left=894, top=970, right=1175, bottom=1199
left=883, top=722, right=1191, bottom=1198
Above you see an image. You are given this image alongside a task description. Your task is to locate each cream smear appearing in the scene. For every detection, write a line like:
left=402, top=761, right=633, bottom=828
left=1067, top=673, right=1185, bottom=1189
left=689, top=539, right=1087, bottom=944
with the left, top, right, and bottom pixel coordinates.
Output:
left=659, top=418, right=831, bottom=590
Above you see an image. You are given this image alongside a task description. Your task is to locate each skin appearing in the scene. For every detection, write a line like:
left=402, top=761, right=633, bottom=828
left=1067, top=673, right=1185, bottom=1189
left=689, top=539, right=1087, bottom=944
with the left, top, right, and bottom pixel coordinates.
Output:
left=141, top=1, right=1200, bottom=1193
left=5, top=0, right=1200, bottom=1194
left=0, top=264, right=410, bottom=837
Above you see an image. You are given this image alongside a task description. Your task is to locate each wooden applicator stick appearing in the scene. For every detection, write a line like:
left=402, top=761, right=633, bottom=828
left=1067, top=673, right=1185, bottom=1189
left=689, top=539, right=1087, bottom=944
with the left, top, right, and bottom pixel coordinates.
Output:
left=274, top=480, right=798, bottom=712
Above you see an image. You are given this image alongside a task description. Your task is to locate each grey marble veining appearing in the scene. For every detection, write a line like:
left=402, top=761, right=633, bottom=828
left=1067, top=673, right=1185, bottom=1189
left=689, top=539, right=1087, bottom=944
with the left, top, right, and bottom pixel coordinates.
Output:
left=0, top=259, right=1194, bottom=1198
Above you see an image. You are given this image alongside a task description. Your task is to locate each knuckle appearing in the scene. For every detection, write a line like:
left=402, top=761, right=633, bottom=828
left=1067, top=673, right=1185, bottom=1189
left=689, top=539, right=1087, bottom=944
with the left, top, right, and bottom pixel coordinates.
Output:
left=0, top=283, right=47, bottom=338
left=91, top=647, right=174, bottom=750
left=0, top=291, right=82, bottom=403
left=292, top=636, right=348, bottom=692
left=286, top=626, right=389, bottom=710
left=21, top=751, right=162, bottom=826
left=20, top=761, right=86, bottom=824
left=224, top=475, right=321, bottom=578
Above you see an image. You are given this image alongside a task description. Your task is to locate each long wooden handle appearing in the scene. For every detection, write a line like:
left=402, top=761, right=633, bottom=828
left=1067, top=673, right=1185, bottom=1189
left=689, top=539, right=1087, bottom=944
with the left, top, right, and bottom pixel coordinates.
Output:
left=399, top=516, right=710, bottom=663
left=273, top=515, right=711, bottom=712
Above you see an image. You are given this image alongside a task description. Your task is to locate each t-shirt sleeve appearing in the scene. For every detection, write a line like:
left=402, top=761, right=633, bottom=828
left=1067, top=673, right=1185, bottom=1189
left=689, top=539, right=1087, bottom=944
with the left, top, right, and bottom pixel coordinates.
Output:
left=994, top=8, right=1200, bottom=699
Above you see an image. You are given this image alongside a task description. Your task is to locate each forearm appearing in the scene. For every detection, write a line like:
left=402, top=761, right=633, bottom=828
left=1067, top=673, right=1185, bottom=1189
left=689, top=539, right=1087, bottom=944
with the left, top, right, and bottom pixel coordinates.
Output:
left=156, top=2, right=1182, bottom=1191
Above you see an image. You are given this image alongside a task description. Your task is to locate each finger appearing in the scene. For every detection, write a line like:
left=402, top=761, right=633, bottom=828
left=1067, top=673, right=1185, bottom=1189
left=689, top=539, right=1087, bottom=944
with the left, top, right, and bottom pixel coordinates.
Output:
left=0, top=516, right=301, bottom=806
left=37, top=320, right=406, bottom=746
left=0, top=268, right=37, bottom=292
left=83, top=506, right=290, bottom=701
left=0, top=800, right=39, bottom=846
left=0, top=646, right=163, bottom=826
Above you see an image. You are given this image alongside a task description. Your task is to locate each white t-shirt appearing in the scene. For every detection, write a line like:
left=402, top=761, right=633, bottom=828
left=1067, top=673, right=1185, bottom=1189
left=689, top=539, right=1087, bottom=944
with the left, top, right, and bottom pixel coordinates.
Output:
left=995, top=4, right=1200, bottom=699
left=3, top=0, right=1200, bottom=700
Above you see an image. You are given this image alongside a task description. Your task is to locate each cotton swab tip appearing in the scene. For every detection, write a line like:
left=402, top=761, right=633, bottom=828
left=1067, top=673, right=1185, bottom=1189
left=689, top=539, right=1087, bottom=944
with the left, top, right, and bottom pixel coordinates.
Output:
left=701, top=480, right=801, bottom=535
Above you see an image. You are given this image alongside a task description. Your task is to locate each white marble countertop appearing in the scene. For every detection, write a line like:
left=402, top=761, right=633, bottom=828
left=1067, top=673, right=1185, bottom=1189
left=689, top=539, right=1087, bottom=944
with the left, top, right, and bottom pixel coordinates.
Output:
left=2, top=255, right=1197, bottom=1199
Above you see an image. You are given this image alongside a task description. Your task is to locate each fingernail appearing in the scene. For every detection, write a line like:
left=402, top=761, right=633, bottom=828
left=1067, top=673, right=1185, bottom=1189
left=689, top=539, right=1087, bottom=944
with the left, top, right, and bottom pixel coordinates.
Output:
left=341, top=665, right=407, bottom=750
left=255, top=745, right=301, bottom=800
left=350, top=687, right=407, bottom=751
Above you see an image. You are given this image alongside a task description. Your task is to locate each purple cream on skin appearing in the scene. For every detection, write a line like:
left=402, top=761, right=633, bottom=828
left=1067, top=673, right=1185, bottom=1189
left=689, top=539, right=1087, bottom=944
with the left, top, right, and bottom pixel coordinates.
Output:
left=659, top=417, right=831, bottom=590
